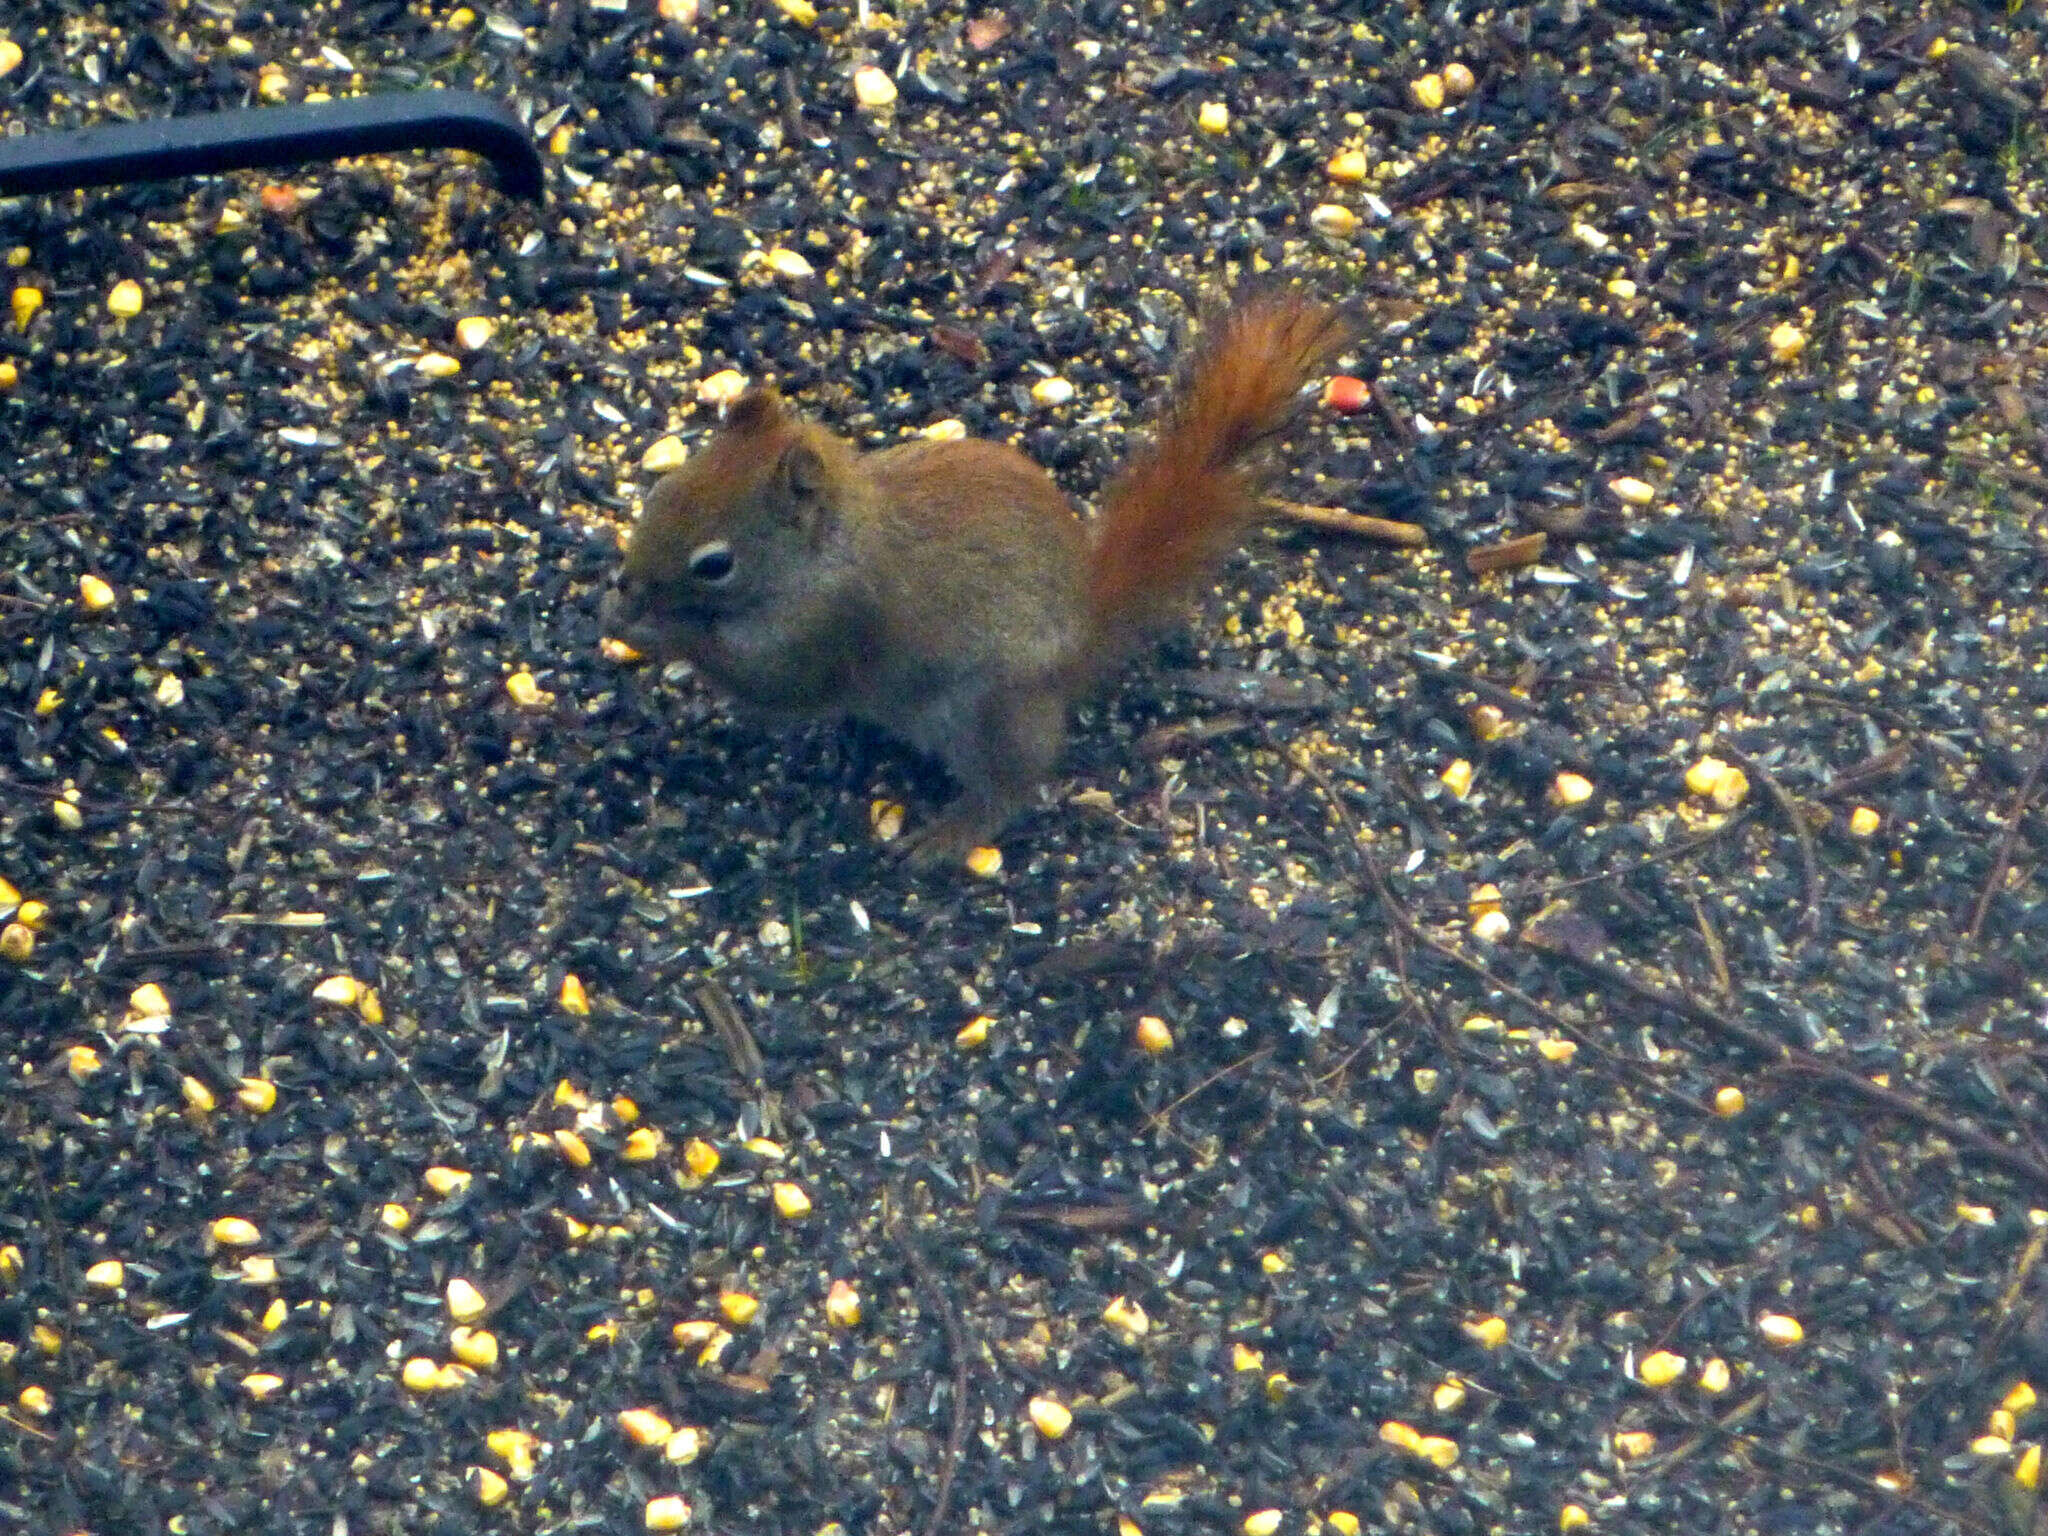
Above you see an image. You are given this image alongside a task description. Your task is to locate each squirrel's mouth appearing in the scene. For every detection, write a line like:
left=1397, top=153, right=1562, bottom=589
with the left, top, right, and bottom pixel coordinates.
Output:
left=597, top=585, right=667, bottom=658
left=598, top=584, right=714, bottom=663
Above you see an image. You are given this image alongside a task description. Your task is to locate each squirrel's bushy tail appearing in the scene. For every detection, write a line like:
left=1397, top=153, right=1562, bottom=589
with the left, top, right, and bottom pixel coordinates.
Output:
left=1080, top=290, right=1354, bottom=679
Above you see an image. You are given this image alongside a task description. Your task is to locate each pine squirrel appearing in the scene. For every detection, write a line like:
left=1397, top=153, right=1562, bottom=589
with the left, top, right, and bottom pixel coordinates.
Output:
left=599, top=290, right=1355, bottom=866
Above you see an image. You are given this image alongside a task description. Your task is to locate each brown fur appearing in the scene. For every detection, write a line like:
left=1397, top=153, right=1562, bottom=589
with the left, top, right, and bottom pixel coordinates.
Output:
left=1081, top=292, right=1356, bottom=678
left=600, top=289, right=1353, bottom=865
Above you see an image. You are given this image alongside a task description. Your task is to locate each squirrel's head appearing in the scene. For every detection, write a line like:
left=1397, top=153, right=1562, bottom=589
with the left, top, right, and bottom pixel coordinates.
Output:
left=601, top=387, right=849, bottom=658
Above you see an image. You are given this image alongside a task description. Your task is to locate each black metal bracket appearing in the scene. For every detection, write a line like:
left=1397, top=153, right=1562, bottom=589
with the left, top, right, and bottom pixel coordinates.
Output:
left=0, top=89, right=544, bottom=202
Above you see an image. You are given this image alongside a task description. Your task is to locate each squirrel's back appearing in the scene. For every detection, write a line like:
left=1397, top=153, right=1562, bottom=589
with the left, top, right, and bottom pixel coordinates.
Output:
left=846, top=436, right=1089, bottom=733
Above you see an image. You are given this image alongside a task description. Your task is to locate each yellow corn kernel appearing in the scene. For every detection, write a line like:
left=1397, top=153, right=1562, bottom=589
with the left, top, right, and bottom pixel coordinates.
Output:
left=619, top=1408, right=675, bottom=1447
left=1551, top=771, right=1594, bottom=807
left=486, top=1427, right=538, bottom=1473
left=826, top=1279, right=861, bottom=1328
left=1326, top=147, right=1369, bottom=182
left=312, top=975, right=362, bottom=1006
left=450, top=1326, right=499, bottom=1368
left=683, top=1139, right=721, bottom=1179
left=1415, top=1435, right=1460, bottom=1469
left=1102, top=1294, right=1148, bottom=1342
left=446, top=1277, right=488, bottom=1322
left=1757, top=1313, right=1803, bottom=1346
left=471, top=1466, right=510, bottom=1506
left=1463, top=1315, right=1509, bottom=1349
left=1027, top=1396, right=1072, bottom=1439
left=698, top=369, right=748, bottom=407
left=236, top=1077, right=278, bottom=1113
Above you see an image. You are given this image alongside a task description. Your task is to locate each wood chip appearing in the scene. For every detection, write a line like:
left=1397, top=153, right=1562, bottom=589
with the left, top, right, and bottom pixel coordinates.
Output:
left=1466, top=531, right=1549, bottom=574
left=1268, top=499, right=1426, bottom=547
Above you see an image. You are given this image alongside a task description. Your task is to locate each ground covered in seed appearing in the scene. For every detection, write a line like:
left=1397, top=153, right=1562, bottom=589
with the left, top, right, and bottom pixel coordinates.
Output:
left=3, top=1, right=2047, bottom=1533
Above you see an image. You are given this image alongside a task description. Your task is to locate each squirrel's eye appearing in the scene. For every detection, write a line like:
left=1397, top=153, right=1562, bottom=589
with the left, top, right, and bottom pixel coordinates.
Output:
left=688, top=541, right=735, bottom=583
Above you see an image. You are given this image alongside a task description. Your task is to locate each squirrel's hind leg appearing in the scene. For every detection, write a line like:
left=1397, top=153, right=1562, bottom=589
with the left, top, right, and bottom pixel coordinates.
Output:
left=901, top=681, right=1068, bottom=869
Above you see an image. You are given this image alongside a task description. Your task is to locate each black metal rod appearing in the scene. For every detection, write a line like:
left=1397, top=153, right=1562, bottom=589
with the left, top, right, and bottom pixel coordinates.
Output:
left=0, top=89, right=544, bottom=202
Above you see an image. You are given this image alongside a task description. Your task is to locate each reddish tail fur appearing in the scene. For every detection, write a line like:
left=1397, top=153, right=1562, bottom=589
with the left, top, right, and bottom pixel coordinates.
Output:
left=1081, top=291, right=1354, bottom=676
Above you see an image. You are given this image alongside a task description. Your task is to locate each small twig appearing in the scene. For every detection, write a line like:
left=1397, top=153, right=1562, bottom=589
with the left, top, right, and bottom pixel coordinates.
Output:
left=695, top=980, right=764, bottom=1084
left=1143, top=1048, right=1274, bottom=1134
left=1523, top=931, right=2048, bottom=1193
left=1851, top=1145, right=1930, bottom=1249
left=1652, top=1396, right=2003, bottom=1536
left=1818, top=743, right=1913, bottom=802
left=1445, top=805, right=1758, bottom=911
left=1265, top=497, right=1427, bottom=547
left=1287, top=748, right=1702, bottom=1109
left=359, top=1019, right=464, bottom=1138
left=25, top=1121, right=73, bottom=1365
left=0, top=1407, right=56, bottom=1440
left=1370, top=377, right=1416, bottom=447
left=1645, top=1390, right=1767, bottom=1476
left=1688, top=893, right=1734, bottom=998
left=1953, top=448, right=2048, bottom=497
left=897, top=1223, right=971, bottom=1536
left=1465, top=530, right=1548, bottom=575
left=696, top=980, right=783, bottom=1138
left=1964, top=731, right=2047, bottom=946
left=1991, top=1224, right=2048, bottom=1339
left=1720, top=746, right=1822, bottom=937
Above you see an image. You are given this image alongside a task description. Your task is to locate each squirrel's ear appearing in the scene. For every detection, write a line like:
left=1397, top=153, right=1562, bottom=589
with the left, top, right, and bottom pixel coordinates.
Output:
left=778, top=438, right=830, bottom=499
left=775, top=438, right=836, bottom=539
left=724, top=386, right=784, bottom=434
